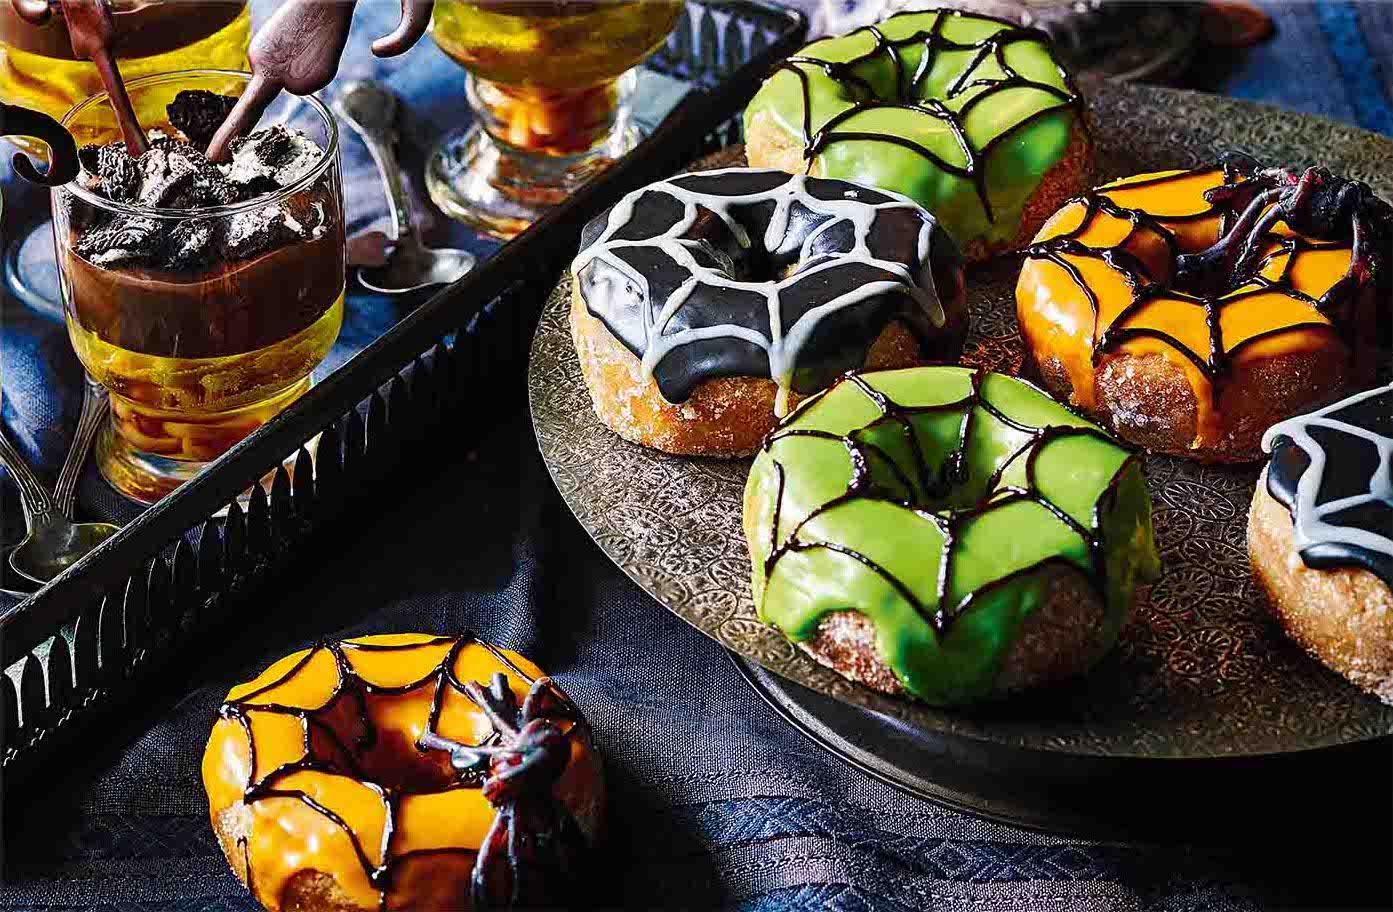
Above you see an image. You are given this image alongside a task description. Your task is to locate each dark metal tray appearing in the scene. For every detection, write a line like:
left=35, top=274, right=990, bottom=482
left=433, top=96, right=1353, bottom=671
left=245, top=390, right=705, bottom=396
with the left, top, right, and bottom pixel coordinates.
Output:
left=0, top=0, right=807, bottom=789
left=529, top=80, right=1393, bottom=832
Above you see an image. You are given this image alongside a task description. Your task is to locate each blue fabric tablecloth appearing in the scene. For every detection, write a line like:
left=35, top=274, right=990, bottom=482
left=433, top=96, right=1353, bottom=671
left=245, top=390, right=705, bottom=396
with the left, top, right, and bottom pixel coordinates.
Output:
left=1, top=2, right=1391, bottom=910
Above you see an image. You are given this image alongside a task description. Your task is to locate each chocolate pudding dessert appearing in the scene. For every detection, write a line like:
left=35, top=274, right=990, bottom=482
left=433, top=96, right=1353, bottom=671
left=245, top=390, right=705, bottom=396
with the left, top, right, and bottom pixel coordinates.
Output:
left=55, top=85, right=344, bottom=500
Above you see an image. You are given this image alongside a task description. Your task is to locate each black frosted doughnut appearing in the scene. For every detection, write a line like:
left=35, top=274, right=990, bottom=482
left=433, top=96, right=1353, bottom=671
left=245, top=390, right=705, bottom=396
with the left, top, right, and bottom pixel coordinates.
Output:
left=571, top=167, right=965, bottom=412
left=1264, top=382, right=1393, bottom=587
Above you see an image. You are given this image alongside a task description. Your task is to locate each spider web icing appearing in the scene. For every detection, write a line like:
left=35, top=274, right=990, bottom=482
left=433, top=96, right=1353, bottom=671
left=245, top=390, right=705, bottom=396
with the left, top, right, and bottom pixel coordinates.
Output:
left=760, top=367, right=1138, bottom=633
left=1264, top=382, right=1393, bottom=587
left=571, top=167, right=956, bottom=415
left=769, top=9, right=1083, bottom=224
left=1022, top=163, right=1359, bottom=392
left=216, top=633, right=581, bottom=908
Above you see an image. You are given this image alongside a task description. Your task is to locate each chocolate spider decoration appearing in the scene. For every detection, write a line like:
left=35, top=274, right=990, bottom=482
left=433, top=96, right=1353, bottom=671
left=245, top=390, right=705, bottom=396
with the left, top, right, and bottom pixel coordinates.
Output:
left=418, top=674, right=591, bottom=910
left=1174, top=151, right=1393, bottom=307
left=0, top=102, right=79, bottom=186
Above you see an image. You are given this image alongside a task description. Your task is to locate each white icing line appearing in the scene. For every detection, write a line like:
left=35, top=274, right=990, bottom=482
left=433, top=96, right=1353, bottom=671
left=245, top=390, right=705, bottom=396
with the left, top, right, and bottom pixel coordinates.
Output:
left=1262, top=382, right=1393, bottom=560
left=777, top=280, right=908, bottom=376
left=571, top=168, right=951, bottom=407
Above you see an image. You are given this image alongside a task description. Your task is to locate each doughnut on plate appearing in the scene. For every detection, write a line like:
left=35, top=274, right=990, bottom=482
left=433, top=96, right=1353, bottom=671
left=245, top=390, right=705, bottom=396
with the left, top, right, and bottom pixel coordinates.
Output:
left=528, top=81, right=1393, bottom=840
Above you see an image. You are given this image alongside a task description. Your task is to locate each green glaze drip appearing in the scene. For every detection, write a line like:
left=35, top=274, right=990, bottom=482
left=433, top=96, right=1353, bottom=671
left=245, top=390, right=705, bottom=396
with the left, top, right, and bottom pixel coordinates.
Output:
left=744, top=9, right=1082, bottom=250
left=744, top=366, right=1159, bottom=706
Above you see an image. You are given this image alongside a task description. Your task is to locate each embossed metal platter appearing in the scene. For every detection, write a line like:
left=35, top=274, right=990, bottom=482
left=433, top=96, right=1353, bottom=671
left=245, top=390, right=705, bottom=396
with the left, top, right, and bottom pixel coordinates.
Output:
left=528, top=80, right=1393, bottom=806
left=727, top=653, right=1392, bottom=841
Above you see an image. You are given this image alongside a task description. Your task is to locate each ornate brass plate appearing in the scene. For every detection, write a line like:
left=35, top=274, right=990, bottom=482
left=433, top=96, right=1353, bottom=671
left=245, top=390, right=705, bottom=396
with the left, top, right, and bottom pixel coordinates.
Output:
left=528, top=79, right=1393, bottom=759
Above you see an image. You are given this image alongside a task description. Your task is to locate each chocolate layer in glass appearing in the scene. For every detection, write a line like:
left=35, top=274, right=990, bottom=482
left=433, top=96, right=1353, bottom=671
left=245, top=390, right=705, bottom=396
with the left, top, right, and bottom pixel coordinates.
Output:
left=54, top=76, right=344, bottom=501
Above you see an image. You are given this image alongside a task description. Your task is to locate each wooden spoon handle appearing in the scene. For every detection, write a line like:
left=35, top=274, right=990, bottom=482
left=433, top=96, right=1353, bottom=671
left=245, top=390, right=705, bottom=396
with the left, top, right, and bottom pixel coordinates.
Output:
left=58, top=0, right=147, bottom=155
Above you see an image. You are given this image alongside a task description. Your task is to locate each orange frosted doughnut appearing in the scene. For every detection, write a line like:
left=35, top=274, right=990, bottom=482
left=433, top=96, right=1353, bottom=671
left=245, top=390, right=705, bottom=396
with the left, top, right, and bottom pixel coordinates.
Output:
left=1016, top=156, right=1387, bottom=462
left=202, top=633, right=604, bottom=911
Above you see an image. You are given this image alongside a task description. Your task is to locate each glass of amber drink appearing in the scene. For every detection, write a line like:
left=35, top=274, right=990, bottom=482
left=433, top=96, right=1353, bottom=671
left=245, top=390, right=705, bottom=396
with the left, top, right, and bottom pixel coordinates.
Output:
left=1, top=1, right=250, bottom=311
left=427, top=0, right=683, bottom=238
left=53, top=71, right=345, bottom=504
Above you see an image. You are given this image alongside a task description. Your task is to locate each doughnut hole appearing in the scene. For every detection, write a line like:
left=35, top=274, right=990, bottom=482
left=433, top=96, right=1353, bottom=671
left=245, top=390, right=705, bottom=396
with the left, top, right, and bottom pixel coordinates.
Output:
left=352, top=692, right=459, bottom=793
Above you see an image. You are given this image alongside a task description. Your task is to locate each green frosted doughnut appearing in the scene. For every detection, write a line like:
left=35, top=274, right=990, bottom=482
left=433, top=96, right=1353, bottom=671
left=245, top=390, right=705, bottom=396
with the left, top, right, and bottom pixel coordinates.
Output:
left=744, top=9, right=1084, bottom=252
left=743, top=366, right=1159, bottom=706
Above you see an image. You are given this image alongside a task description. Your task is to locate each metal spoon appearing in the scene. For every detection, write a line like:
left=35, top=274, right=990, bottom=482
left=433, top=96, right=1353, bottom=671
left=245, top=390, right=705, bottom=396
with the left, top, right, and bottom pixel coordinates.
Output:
left=0, top=377, right=119, bottom=585
left=333, top=80, right=475, bottom=294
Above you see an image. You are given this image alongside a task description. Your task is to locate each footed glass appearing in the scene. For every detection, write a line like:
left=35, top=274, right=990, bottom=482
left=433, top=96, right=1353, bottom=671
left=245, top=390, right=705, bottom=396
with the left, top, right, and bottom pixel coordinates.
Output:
left=53, top=71, right=345, bottom=504
left=426, top=0, right=683, bottom=238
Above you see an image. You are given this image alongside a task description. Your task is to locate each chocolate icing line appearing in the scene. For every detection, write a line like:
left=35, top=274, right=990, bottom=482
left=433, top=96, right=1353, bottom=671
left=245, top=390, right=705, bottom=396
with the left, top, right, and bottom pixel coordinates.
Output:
left=1021, top=162, right=1364, bottom=403
left=760, top=367, right=1134, bottom=634
left=1263, top=383, right=1393, bottom=586
left=772, top=9, right=1084, bottom=226
left=218, top=633, right=585, bottom=911
left=572, top=167, right=952, bottom=415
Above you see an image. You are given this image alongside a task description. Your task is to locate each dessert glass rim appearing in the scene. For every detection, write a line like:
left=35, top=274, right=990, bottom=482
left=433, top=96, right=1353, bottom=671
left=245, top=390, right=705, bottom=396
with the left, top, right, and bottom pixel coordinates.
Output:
left=57, top=68, right=339, bottom=220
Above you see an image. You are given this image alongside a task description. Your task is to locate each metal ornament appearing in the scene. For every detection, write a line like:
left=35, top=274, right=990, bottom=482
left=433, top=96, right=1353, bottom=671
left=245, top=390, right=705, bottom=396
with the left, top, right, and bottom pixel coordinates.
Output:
left=0, top=101, right=79, bottom=185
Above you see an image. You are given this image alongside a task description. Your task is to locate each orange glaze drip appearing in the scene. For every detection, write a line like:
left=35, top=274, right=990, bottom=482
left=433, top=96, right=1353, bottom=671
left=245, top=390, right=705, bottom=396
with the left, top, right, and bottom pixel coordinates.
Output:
left=1016, top=164, right=1355, bottom=449
left=202, top=633, right=571, bottom=912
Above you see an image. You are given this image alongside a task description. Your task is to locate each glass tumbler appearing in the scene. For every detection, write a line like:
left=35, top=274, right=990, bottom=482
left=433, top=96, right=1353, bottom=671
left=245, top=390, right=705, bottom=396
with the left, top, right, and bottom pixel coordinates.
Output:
left=53, top=70, right=346, bottom=504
